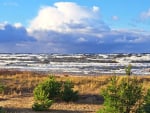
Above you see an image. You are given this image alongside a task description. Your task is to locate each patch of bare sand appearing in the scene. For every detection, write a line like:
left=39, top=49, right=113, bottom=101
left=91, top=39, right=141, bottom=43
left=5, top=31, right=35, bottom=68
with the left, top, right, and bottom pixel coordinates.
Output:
left=0, top=95, right=101, bottom=113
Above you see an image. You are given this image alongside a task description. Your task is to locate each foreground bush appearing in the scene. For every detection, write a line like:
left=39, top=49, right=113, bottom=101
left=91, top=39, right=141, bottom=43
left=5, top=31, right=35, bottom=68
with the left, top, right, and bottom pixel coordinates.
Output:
left=61, top=80, right=78, bottom=102
left=97, top=76, right=143, bottom=113
left=32, top=76, right=60, bottom=111
left=32, top=75, right=78, bottom=111
left=34, top=76, right=61, bottom=100
left=32, top=90, right=53, bottom=111
left=143, top=89, right=150, bottom=112
left=137, top=89, right=150, bottom=113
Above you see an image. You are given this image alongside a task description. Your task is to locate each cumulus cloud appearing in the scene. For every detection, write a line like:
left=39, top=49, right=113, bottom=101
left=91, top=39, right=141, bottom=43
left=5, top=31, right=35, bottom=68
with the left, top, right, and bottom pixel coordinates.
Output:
left=26, top=2, right=150, bottom=53
left=28, top=2, right=109, bottom=35
left=27, top=2, right=112, bottom=53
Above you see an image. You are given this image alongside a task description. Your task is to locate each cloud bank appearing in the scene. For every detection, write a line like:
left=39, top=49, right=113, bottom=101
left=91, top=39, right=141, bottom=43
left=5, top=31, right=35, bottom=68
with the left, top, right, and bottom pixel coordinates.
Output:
left=0, top=2, right=150, bottom=53
left=0, top=23, right=34, bottom=42
left=0, top=22, right=35, bottom=53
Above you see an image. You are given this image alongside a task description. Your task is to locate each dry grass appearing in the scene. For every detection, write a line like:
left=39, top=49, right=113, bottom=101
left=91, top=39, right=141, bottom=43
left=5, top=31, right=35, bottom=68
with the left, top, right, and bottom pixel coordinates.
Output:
left=0, top=70, right=111, bottom=96
left=0, top=70, right=150, bottom=113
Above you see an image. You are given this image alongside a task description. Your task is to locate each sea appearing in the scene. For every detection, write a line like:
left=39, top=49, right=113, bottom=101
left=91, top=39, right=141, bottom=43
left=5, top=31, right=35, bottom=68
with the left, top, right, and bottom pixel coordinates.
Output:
left=0, top=53, right=150, bottom=75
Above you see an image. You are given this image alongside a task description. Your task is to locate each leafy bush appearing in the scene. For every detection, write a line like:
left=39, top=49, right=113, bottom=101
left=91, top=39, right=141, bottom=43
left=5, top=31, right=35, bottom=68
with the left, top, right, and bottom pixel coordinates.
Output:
left=143, top=89, right=150, bottom=113
left=138, top=89, right=150, bottom=113
left=0, top=83, right=4, bottom=94
left=32, top=75, right=79, bottom=111
left=0, top=106, right=5, bottom=113
left=97, top=76, right=143, bottom=113
left=32, top=75, right=61, bottom=111
left=34, top=76, right=61, bottom=100
left=32, top=90, right=53, bottom=111
left=119, top=77, right=143, bottom=113
left=61, top=80, right=78, bottom=102
left=97, top=76, right=121, bottom=113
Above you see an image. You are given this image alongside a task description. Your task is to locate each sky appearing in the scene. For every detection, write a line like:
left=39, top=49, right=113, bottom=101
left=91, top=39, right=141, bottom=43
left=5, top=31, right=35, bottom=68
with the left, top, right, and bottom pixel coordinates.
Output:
left=0, top=0, right=150, bottom=53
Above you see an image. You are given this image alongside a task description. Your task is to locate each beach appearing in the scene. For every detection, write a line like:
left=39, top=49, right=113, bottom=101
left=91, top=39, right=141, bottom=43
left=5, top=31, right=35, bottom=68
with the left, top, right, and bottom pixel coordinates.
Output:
left=0, top=70, right=150, bottom=113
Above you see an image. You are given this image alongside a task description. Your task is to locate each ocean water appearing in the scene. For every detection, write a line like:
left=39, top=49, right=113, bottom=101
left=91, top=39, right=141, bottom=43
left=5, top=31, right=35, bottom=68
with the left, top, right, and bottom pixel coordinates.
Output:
left=0, top=53, right=150, bottom=75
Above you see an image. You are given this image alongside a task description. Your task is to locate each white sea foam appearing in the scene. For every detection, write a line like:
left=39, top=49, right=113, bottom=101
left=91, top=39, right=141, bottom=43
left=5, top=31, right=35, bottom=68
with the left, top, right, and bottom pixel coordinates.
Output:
left=0, top=53, right=150, bottom=75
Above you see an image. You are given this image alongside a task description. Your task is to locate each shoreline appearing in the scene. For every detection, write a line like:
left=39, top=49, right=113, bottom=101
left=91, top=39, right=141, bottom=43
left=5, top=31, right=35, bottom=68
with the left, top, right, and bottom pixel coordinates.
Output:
left=0, top=69, right=150, bottom=77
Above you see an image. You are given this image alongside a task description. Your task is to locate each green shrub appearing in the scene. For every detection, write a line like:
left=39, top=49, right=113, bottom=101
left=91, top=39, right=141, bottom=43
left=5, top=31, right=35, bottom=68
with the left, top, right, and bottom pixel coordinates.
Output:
left=0, top=106, right=5, bottom=113
left=97, top=76, right=143, bottom=113
left=119, top=77, right=143, bottom=113
left=0, top=81, right=5, bottom=113
left=32, top=75, right=79, bottom=111
left=61, top=80, right=78, bottom=102
left=34, top=76, right=61, bottom=100
left=97, top=76, right=121, bottom=113
left=32, top=75, right=61, bottom=111
left=0, top=83, right=4, bottom=94
left=46, top=76, right=61, bottom=99
left=32, top=90, right=53, bottom=111
left=138, top=89, right=150, bottom=113
left=125, top=64, right=132, bottom=76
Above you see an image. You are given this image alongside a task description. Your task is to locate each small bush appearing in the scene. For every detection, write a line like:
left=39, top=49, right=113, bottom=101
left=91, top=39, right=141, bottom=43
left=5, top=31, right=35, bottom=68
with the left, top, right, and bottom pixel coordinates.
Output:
left=0, top=106, right=5, bottom=113
left=97, top=76, right=120, bottom=113
left=0, top=83, right=4, bottom=94
left=32, top=89, right=53, bottom=111
left=32, top=75, right=79, bottom=111
left=97, top=76, right=143, bottom=113
left=125, top=64, right=132, bottom=76
left=0, top=81, right=5, bottom=113
left=32, top=75, right=61, bottom=111
left=34, top=76, right=61, bottom=100
left=61, top=80, right=78, bottom=102
left=138, top=89, right=150, bottom=113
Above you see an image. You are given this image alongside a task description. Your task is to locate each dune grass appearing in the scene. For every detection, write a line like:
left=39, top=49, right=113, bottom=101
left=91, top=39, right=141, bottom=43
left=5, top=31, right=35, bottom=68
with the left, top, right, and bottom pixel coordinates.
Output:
left=0, top=70, right=150, bottom=113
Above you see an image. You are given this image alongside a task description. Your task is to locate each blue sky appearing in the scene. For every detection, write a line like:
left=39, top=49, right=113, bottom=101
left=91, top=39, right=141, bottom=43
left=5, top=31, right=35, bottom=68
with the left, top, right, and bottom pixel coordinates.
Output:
left=0, top=0, right=150, bottom=53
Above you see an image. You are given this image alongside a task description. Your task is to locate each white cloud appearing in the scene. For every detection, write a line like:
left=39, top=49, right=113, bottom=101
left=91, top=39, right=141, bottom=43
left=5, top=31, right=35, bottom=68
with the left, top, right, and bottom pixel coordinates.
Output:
left=140, top=8, right=150, bottom=20
left=112, top=16, right=119, bottom=21
left=25, top=2, right=150, bottom=53
left=92, top=6, right=99, bottom=12
left=28, top=2, right=107, bottom=37
left=0, top=21, right=8, bottom=30
left=14, top=23, right=23, bottom=28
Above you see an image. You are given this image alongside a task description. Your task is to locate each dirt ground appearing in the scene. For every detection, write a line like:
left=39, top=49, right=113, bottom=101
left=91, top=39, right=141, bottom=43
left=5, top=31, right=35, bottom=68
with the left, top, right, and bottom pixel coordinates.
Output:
left=0, top=94, right=102, bottom=113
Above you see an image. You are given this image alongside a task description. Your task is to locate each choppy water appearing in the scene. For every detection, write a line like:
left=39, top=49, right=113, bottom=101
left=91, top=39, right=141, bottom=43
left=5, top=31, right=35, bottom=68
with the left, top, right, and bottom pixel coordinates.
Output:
left=0, top=53, right=150, bottom=75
